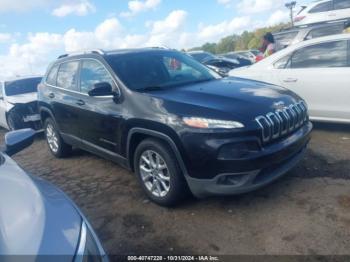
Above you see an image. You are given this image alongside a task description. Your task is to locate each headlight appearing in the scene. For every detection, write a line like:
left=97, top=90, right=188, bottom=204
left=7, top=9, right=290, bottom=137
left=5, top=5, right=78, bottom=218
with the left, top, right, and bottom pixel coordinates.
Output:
left=183, top=117, right=244, bottom=129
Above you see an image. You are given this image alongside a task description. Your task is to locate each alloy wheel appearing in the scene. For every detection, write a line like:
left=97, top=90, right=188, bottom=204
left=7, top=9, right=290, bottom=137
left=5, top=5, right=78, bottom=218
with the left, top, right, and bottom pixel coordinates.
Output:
left=139, top=150, right=170, bottom=197
left=46, top=123, right=59, bottom=153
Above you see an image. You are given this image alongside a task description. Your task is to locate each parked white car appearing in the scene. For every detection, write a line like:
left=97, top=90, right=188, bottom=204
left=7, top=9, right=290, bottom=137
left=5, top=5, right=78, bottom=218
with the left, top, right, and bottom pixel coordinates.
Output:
left=295, top=0, right=350, bottom=26
left=229, top=34, right=350, bottom=124
left=0, top=76, right=42, bottom=130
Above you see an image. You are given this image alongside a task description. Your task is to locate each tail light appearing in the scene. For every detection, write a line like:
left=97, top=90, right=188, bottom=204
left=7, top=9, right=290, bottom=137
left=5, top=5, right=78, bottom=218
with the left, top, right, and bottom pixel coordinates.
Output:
left=294, top=16, right=305, bottom=22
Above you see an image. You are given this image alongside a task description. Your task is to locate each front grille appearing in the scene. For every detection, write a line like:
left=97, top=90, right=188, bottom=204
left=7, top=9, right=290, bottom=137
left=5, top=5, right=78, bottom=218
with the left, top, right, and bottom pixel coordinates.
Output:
left=255, top=101, right=308, bottom=144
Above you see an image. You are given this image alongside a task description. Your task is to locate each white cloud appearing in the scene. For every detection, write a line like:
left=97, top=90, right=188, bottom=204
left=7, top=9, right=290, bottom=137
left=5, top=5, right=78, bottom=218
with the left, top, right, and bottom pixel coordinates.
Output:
left=0, top=33, right=12, bottom=43
left=52, top=0, right=95, bottom=17
left=197, top=16, right=252, bottom=43
left=267, top=9, right=289, bottom=26
left=120, top=0, right=161, bottom=17
left=237, top=0, right=283, bottom=14
left=0, top=0, right=49, bottom=13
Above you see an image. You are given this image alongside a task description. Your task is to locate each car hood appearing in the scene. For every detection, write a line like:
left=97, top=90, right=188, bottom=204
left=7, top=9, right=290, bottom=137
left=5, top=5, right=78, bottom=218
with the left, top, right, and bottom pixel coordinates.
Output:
left=0, top=154, right=81, bottom=256
left=149, top=77, right=301, bottom=123
left=6, top=92, right=38, bottom=105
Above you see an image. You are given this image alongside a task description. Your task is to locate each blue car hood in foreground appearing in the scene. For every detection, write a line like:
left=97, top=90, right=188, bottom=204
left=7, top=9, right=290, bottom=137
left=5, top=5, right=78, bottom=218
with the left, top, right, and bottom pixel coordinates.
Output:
left=0, top=153, right=81, bottom=257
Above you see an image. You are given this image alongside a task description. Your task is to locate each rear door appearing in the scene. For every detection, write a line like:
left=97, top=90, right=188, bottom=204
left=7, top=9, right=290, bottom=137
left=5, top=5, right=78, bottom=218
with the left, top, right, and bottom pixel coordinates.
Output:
left=332, top=0, right=350, bottom=20
left=53, top=60, right=82, bottom=140
left=276, top=39, right=350, bottom=122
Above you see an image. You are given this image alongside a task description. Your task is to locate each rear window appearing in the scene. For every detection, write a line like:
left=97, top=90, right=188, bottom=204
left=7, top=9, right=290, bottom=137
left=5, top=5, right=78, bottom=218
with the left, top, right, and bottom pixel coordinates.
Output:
left=4, top=77, right=42, bottom=96
left=309, top=1, right=332, bottom=13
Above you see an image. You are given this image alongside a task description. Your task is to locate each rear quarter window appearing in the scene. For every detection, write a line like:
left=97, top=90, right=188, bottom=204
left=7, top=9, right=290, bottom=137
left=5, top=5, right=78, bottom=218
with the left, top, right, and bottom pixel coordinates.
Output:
left=309, top=1, right=332, bottom=13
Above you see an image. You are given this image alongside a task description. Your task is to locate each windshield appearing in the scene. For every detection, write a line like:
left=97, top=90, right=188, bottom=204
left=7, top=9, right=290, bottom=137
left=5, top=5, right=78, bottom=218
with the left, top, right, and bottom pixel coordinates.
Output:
left=5, top=77, right=42, bottom=96
left=189, top=52, right=216, bottom=63
left=106, top=50, right=219, bottom=91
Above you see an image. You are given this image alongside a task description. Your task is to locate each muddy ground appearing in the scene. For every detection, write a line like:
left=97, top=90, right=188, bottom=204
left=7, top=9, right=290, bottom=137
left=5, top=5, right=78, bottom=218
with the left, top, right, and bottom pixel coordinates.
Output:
left=1, top=123, right=350, bottom=256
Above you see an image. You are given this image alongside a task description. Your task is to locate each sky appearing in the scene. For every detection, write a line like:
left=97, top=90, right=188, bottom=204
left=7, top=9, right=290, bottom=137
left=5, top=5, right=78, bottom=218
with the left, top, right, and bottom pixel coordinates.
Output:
left=0, top=0, right=313, bottom=79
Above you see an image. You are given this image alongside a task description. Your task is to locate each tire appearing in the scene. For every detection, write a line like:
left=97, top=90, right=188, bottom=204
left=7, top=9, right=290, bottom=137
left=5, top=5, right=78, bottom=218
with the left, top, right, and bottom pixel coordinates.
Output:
left=7, top=111, right=23, bottom=130
left=134, top=138, right=189, bottom=206
left=44, top=118, right=72, bottom=158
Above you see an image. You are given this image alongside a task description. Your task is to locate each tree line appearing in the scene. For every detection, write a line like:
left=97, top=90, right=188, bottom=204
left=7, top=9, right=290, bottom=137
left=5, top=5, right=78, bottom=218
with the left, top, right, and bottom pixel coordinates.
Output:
left=188, top=23, right=290, bottom=54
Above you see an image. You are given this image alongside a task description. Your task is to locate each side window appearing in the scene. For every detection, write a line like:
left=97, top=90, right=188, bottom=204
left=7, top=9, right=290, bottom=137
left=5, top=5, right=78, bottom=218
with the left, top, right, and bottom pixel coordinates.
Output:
left=309, top=1, right=332, bottom=13
left=57, top=61, right=79, bottom=91
left=80, top=60, right=114, bottom=94
left=334, top=0, right=350, bottom=9
left=46, top=64, right=59, bottom=86
left=291, top=40, right=348, bottom=68
left=305, top=25, right=343, bottom=40
left=274, top=55, right=292, bottom=69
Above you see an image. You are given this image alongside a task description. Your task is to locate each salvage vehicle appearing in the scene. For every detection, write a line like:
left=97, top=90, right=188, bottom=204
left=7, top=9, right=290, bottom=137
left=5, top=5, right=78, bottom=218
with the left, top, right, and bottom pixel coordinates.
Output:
left=294, top=0, right=350, bottom=26
left=229, top=34, right=350, bottom=124
left=0, top=128, right=107, bottom=260
left=219, top=52, right=252, bottom=67
left=38, top=48, right=312, bottom=206
left=187, top=51, right=246, bottom=76
left=0, top=76, right=42, bottom=130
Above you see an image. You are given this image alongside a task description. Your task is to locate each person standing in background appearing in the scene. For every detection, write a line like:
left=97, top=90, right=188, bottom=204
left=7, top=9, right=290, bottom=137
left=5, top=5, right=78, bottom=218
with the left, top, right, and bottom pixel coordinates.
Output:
left=260, top=32, right=276, bottom=58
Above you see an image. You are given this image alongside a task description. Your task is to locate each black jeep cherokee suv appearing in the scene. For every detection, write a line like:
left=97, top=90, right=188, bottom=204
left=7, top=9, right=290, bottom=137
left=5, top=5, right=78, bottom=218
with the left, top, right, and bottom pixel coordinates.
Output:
left=38, top=48, right=312, bottom=206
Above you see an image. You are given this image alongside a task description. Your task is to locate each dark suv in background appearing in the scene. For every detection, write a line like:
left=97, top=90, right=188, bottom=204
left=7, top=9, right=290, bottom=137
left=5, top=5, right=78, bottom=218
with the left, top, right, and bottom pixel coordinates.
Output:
left=38, top=48, right=312, bottom=206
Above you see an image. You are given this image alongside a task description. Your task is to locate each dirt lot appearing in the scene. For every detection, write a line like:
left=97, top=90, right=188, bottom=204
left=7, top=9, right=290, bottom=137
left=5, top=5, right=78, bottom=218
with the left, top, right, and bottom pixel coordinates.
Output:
left=1, top=123, right=350, bottom=256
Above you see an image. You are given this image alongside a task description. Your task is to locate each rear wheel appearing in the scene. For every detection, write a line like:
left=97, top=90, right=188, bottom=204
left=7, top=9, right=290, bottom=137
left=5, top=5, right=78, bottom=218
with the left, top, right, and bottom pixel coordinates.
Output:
left=134, top=138, right=189, bottom=206
left=44, top=118, right=71, bottom=158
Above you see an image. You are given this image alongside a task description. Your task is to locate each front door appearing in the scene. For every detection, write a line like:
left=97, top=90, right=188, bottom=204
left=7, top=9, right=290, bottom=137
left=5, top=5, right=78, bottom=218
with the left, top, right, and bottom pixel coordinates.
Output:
left=76, top=58, right=123, bottom=153
left=277, top=39, right=350, bottom=122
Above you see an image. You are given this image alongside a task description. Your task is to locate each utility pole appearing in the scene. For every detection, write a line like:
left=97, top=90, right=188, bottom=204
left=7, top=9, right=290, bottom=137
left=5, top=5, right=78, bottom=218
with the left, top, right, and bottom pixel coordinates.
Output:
left=285, top=1, right=297, bottom=27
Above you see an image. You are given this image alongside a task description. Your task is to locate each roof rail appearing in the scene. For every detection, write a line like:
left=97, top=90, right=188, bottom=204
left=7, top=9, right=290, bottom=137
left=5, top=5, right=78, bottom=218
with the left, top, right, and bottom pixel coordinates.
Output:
left=57, top=49, right=105, bottom=59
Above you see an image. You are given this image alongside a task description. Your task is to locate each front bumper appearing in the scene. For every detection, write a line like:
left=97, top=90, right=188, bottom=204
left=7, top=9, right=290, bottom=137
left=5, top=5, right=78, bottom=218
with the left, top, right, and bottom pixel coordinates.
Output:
left=184, top=122, right=312, bottom=198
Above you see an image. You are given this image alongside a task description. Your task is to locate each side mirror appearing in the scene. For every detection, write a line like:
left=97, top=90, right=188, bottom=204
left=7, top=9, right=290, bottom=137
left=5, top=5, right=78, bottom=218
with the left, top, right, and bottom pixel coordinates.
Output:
left=88, top=82, right=114, bottom=97
left=4, top=129, right=36, bottom=156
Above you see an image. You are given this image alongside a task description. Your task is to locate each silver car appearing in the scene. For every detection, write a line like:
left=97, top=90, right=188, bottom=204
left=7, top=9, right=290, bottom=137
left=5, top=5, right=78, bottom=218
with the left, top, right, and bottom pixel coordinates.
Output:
left=0, top=129, right=108, bottom=260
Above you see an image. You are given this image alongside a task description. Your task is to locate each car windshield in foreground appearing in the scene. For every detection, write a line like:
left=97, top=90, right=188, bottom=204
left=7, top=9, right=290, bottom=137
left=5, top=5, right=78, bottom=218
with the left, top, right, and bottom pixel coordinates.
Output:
left=106, top=51, right=219, bottom=91
left=5, top=77, right=42, bottom=96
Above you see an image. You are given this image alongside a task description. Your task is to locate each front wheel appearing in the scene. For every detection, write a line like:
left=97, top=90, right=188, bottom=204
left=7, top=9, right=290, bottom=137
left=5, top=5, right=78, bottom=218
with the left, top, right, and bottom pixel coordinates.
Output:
left=44, top=118, right=72, bottom=158
left=134, top=138, right=189, bottom=206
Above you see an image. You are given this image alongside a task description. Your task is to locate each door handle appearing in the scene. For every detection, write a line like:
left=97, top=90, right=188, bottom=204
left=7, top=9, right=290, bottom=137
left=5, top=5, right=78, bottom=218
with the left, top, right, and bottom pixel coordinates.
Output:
left=76, top=99, right=85, bottom=106
left=48, top=93, right=55, bottom=99
left=283, top=78, right=298, bottom=83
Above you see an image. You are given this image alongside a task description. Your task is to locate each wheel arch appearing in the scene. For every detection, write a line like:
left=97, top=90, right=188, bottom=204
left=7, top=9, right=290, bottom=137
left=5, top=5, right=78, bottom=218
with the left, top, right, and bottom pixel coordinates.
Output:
left=39, top=107, right=55, bottom=124
left=126, top=128, right=189, bottom=177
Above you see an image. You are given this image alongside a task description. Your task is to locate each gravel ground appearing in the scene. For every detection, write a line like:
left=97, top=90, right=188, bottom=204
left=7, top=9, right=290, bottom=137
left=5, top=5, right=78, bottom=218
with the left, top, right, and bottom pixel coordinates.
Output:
left=1, top=123, right=350, bottom=256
